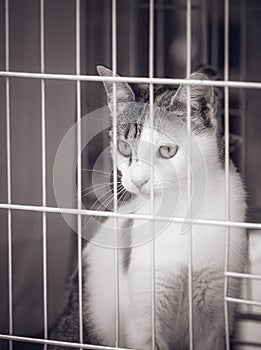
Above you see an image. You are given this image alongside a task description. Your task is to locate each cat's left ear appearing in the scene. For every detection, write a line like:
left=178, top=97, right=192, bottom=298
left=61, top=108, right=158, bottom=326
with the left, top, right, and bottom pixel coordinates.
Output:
left=171, top=73, right=217, bottom=127
left=97, top=65, right=135, bottom=112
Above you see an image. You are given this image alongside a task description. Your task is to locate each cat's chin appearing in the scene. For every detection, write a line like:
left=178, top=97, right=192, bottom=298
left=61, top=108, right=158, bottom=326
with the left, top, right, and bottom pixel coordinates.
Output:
left=126, top=188, right=149, bottom=196
left=122, top=183, right=162, bottom=196
left=136, top=188, right=162, bottom=197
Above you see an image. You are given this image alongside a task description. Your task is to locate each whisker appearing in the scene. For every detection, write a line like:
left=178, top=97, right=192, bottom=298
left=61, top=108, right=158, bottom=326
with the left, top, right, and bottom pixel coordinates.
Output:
left=104, top=187, right=126, bottom=207
left=86, top=187, right=123, bottom=225
left=98, top=186, right=126, bottom=212
left=82, top=185, right=128, bottom=229
left=60, top=182, right=112, bottom=207
left=80, top=180, right=122, bottom=199
left=95, top=188, right=115, bottom=206
left=82, top=188, right=116, bottom=227
left=81, top=183, right=112, bottom=197
left=81, top=168, right=112, bottom=176
left=119, top=191, right=132, bottom=207
left=117, top=189, right=128, bottom=206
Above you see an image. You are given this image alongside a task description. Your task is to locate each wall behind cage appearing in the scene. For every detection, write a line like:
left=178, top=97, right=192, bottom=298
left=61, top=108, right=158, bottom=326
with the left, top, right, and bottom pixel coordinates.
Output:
left=0, top=0, right=78, bottom=347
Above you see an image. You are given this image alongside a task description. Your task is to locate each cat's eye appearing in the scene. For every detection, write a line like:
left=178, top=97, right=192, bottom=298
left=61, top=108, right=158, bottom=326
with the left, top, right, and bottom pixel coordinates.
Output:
left=159, top=144, right=178, bottom=159
left=117, top=140, right=132, bottom=157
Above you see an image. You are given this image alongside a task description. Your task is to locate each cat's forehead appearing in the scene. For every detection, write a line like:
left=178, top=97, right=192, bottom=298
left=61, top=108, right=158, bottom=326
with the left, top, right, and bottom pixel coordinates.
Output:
left=116, top=103, right=145, bottom=147
left=116, top=103, right=184, bottom=144
left=139, top=124, right=176, bottom=145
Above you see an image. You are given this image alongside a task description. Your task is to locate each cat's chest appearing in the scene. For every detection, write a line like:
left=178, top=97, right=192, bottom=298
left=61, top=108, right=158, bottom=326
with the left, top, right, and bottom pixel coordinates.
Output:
left=129, top=219, right=225, bottom=266
left=127, top=191, right=227, bottom=271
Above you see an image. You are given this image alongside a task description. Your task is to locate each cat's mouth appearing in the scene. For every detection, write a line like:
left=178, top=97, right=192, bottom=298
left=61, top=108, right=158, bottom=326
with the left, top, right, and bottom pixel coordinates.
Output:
left=118, top=172, right=162, bottom=196
left=123, top=180, right=163, bottom=196
left=121, top=182, right=145, bottom=196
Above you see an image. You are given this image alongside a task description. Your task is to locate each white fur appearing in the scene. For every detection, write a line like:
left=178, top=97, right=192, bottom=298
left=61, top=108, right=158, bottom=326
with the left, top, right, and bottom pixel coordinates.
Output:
left=83, top=124, right=247, bottom=349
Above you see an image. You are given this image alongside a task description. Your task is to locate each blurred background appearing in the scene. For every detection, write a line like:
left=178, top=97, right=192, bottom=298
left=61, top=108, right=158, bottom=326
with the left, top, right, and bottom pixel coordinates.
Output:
left=0, top=0, right=261, bottom=349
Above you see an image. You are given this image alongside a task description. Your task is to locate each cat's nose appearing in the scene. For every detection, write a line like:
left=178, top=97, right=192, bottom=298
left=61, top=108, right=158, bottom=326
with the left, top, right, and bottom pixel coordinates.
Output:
left=131, top=162, right=150, bottom=190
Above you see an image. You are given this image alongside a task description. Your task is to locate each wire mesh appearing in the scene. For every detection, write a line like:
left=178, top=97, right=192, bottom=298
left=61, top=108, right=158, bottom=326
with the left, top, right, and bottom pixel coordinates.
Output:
left=149, top=1, right=156, bottom=350
left=5, top=1, right=13, bottom=350
left=224, top=0, right=231, bottom=348
left=1, top=0, right=261, bottom=349
left=40, top=0, right=48, bottom=348
left=111, top=0, right=120, bottom=346
left=186, top=0, right=193, bottom=348
left=76, top=0, right=84, bottom=347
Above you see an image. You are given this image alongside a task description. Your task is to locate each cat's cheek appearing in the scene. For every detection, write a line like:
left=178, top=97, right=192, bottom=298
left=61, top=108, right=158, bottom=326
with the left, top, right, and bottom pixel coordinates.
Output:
left=117, top=155, right=129, bottom=172
left=118, top=166, right=136, bottom=193
left=122, top=176, right=140, bottom=194
left=117, top=158, right=138, bottom=193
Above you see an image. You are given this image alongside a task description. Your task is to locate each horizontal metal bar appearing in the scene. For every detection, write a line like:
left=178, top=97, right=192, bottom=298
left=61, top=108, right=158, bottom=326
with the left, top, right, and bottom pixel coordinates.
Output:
left=236, top=312, right=261, bottom=323
left=0, top=334, right=136, bottom=350
left=226, top=297, right=261, bottom=307
left=1, top=70, right=261, bottom=89
left=225, top=272, right=261, bottom=280
left=1, top=203, right=261, bottom=230
left=231, top=340, right=261, bottom=348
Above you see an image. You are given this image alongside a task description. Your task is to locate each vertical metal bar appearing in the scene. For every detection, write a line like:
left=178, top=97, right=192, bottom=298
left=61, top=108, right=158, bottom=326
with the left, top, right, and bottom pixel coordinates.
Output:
left=201, top=0, right=208, bottom=64
left=239, top=0, right=251, bottom=315
left=128, top=0, right=137, bottom=76
left=5, top=1, right=13, bottom=350
left=112, top=0, right=120, bottom=346
left=211, top=0, right=218, bottom=69
left=156, top=0, right=164, bottom=77
left=224, top=0, right=230, bottom=349
left=239, top=0, right=246, bottom=178
left=76, top=0, right=83, bottom=346
left=104, top=1, right=111, bottom=68
left=40, top=1, right=48, bottom=348
left=149, top=2, right=155, bottom=349
left=186, top=0, right=193, bottom=349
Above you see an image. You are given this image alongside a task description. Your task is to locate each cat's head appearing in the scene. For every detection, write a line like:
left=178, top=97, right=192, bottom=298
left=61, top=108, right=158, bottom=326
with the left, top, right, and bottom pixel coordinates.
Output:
left=97, top=65, right=221, bottom=196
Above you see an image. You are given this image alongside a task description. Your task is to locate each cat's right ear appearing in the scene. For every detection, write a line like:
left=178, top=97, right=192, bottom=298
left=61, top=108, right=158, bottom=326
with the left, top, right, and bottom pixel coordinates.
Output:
left=97, top=65, right=135, bottom=112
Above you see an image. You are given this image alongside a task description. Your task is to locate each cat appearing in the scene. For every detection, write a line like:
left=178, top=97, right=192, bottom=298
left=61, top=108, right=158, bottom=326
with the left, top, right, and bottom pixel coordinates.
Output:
left=49, top=66, right=248, bottom=350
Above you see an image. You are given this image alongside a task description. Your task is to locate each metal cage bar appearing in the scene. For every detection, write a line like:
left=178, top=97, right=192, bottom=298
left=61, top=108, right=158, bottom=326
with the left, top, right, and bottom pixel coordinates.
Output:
left=3, top=70, right=261, bottom=89
left=225, top=271, right=261, bottom=281
left=186, top=0, right=193, bottom=348
left=112, top=0, right=120, bottom=346
left=201, top=0, right=208, bottom=64
left=0, top=334, right=137, bottom=350
left=225, top=297, right=261, bottom=308
left=211, top=0, right=219, bottom=69
left=1, top=203, right=261, bottom=230
left=239, top=0, right=247, bottom=176
left=40, top=0, right=48, bottom=348
left=149, top=1, right=156, bottom=349
left=239, top=0, right=253, bottom=317
left=76, top=0, right=84, bottom=346
left=224, top=0, right=231, bottom=348
left=5, top=1, right=13, bottom=350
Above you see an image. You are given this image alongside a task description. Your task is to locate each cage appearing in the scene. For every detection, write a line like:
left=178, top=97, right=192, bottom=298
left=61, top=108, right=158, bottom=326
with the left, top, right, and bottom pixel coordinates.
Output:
left=0, top=0, right=261, bottom=349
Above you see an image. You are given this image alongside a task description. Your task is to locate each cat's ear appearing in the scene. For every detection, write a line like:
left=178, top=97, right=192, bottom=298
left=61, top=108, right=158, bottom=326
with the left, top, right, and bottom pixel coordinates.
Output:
left=171, top=73, right=214, bottom=107
left=97, top=65, right=135, bottom=111
left=171, top=73, right=217, bottom=127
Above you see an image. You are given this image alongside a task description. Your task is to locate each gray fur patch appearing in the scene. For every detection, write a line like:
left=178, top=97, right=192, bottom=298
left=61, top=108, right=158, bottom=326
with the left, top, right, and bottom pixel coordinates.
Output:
left=154, top=265, right=237, bottom=349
